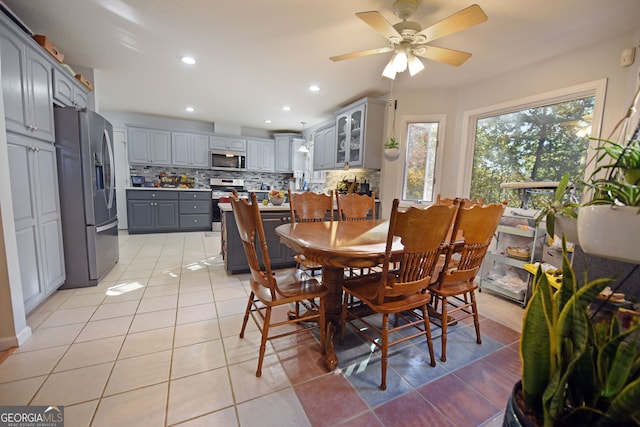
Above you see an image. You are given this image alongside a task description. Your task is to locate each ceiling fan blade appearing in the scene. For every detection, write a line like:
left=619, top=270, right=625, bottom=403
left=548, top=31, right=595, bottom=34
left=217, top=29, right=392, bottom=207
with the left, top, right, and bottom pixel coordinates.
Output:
left=356, top=11, right=402, bottom=40
left=413, top=45, right=472, bottom=66
left=416, top=4, right=488, bottom=43
left=330, top=46, right=393, bottom=62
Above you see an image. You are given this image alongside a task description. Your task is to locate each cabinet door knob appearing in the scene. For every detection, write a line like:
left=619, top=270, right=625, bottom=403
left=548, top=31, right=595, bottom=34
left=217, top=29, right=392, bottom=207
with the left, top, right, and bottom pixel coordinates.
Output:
left=193, top=205, right=197, bottom=209
left=152, top=194, right=156, bottom=197
left=193, top=219, right=198, bottom=223
left=193, top=194, right=197, bottom=198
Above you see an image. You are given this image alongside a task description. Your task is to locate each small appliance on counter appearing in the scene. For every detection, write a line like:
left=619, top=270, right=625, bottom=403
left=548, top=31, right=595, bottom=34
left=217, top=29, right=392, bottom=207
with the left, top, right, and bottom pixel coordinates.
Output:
left=131, top=176, right=145, bottom=187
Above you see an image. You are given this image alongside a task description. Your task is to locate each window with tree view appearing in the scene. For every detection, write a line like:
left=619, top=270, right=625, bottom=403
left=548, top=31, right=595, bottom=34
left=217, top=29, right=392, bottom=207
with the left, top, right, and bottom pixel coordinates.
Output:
left=470, top=96, right=594, bottom=207
left=403, top=122, right=439, bottom=202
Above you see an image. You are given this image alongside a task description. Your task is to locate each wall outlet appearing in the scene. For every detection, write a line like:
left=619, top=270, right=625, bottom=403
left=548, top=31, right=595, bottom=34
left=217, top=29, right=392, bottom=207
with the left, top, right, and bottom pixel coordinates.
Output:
left=620, top=47, right=636, bottom=67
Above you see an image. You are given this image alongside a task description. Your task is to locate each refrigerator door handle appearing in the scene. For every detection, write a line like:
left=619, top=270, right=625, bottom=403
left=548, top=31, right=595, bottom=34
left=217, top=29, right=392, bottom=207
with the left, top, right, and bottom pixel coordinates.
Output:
left=96, top=219, right=118, bottom=233
left=104, top=128, right=116, bottom=210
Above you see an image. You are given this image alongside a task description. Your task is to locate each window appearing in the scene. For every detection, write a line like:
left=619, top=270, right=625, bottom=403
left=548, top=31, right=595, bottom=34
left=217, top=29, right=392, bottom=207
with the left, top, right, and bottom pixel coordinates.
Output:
left=402, top=117, right=444, bottom=203
left=463, top=80, right=606, bottom=207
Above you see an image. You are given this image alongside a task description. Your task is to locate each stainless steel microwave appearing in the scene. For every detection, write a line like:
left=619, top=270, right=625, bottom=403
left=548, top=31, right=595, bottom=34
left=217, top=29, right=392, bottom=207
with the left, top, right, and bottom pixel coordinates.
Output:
left=210, top=150, right=246, bottom=170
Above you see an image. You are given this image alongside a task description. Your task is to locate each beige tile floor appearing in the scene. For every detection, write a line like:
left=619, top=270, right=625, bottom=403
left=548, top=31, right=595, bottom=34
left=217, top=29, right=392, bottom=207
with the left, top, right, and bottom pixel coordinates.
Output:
left=0, top=231, right=524, bottom=426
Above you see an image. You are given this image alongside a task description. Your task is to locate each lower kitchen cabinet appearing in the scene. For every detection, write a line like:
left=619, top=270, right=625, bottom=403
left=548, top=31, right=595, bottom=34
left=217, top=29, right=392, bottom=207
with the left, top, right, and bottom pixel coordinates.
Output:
left=127, top=189, right=212, bottom=233
left=178, top=191, right=212, bottom=231
left=7, top=133, right=65, bottom=313
left=127, top=190, right=179, bottom=233
left=221, top=209, right=296, bottom=274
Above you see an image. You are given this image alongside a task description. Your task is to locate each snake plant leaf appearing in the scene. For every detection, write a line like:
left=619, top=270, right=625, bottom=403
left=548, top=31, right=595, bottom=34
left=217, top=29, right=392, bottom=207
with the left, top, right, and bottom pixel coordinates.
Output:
left=521, top=270, right=555, bottom=412
left=555, top=239, right=576, bottom=314
left=598, top=377, right=640, bottom=426
left=544, top=276, right=611, bottom=424
left=603, top=340, right=638, bottom=397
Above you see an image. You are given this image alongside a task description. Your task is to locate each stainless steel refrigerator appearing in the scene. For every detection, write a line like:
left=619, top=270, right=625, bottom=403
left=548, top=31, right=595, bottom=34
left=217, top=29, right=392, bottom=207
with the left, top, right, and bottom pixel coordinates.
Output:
left=54, top=107, right=119, bottom=288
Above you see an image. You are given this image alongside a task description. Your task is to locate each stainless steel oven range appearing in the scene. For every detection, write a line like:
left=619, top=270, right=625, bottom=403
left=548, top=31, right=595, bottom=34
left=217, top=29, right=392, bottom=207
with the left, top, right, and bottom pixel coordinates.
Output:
left=210, top=178, right=247, bottom=226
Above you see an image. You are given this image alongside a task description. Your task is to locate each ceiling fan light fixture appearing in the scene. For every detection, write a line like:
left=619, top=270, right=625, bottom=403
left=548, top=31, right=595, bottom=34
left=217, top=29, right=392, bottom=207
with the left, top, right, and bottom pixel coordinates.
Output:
left=408, top=54, right=424, bottom=76
left=382, top=59, right=397, bottom=80
left=392, top=49, right=408, bottom=72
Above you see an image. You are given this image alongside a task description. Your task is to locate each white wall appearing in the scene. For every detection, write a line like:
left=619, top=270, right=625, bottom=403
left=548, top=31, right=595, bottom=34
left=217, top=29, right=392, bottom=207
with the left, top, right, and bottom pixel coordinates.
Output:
left=379, top=30, right=640, bottom=216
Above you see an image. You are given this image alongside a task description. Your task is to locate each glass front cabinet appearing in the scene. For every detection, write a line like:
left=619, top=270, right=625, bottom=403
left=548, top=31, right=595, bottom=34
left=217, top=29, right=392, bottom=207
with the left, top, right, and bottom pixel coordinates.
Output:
left=336, top=105, right=364, bottom=168
left=334, top=97, right=385, bottom=170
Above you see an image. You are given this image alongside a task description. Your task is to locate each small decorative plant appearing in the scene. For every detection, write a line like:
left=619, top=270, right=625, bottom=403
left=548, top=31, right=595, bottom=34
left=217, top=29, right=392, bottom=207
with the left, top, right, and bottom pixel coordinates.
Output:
left=384, top=136, right=399, bottom=150
left=583, top=137, right=640, bottom=208
left=535, top=172, right=580, bottom=238
left=515, top=240, right=640, bottom=426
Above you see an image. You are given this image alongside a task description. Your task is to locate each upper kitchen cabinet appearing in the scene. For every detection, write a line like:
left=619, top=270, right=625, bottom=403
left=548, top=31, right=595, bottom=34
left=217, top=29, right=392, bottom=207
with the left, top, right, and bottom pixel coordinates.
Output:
left=313, top=125, right=336, bottom=171
left=52, top=68, right=88, bottom=109
left=0, top=20, right=55, bottom=143
left=171, top=131, right=210, bottom=168
left=273, top=133, right=302, bottom=172
left=335, top=97, right=385, bottom=169
left=127, top=127, right=171, bottom=165
left=247, top=138, right=275, bottom=172
left=210, top=135, right=247, bottom=152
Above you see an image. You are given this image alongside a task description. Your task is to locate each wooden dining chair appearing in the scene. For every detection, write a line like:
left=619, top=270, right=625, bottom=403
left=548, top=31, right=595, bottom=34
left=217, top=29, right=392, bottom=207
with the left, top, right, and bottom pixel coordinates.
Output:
left=340, top=199, right=458, bottom=390
left=230, top=192, right=328, bottom=377
left=435, top=193, right=485, bottom=207
left=288, top=190, right=334, bottom=276
left=427, top=200, right=506, bottom=362
left=336, top=192, right=376, bottom=221
left=336, top=192, right=376, bottom=277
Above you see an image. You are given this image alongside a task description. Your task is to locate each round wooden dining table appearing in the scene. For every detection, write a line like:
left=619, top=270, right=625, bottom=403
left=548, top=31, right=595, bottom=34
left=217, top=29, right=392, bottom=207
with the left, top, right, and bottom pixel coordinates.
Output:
left=275, top=219, right=403, bottom=325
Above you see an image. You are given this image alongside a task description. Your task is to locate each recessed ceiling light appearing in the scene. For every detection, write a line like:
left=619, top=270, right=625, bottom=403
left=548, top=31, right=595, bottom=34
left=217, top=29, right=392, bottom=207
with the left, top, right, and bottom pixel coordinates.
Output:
left=282, top=106, right=291, bottom=111
left=264, top=119, right=272, bottom=124
left=181, top=56, right=196, bottom=65
left=185, top=107, right=195, bottom=112
left=308, top=84, right=320, bottom=92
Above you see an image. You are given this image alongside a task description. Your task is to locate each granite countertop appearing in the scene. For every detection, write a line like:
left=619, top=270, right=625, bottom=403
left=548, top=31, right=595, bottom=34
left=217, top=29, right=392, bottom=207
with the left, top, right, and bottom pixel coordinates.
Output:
left=126, top=187, right=211, bottom=192
left=218, top=202, right=290, bottom=212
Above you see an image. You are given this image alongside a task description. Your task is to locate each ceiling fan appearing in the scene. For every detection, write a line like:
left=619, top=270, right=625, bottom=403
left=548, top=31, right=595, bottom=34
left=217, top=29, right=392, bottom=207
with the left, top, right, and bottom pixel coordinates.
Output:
left=330, top=0, right=488, bottom=79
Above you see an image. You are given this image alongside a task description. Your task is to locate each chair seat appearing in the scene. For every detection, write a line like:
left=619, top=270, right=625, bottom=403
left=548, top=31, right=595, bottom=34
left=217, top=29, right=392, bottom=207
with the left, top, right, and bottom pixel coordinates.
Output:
left=251, top=271, right=327, bottom=306
left=294, top=254, right=322, bottom=270
left=343, top=274, right=432, bottom=314
left=428, top=281, right=478, bottom=297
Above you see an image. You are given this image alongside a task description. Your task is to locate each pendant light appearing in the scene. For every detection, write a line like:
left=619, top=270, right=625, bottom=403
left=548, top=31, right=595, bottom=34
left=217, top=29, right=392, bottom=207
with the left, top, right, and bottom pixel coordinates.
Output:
left=297, top=121, right=310, bottom=153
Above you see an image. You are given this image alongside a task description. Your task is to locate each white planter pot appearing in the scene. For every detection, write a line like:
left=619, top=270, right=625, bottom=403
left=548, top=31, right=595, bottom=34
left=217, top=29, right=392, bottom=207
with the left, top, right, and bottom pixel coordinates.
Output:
left=554, top=215, right=580, bottom=245
left=577, top=205, right=640, bottom=264
left=384, top=148, right=400, bottom=160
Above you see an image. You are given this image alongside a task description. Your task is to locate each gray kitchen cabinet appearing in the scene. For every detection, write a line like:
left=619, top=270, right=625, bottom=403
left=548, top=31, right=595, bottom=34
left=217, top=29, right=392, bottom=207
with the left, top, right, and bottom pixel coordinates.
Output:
left=313, top=125, right=336, bottom=170
left=221, top=209, right=296, bottom=274
left=0, top=21, right=55, bottom=143
left=178, top=191, right=212, bottom=231
left=246, top=138, right=275, bottom=172
left=126, top=190, right=179, bottom=233
left=210, top=135, right=246, bottom=152
left=334, top=97, right=385, bottom=169
left=127, top=127, right=171, bottom=165
left=127, top=189, right=212, bottom=233
left=52, top=68, right=88, bottom=108
left=171, top=132, right=209, bottom=168
left=8, top=133, right=65, bottom=313
left=273, top=133, right=301, bottom=172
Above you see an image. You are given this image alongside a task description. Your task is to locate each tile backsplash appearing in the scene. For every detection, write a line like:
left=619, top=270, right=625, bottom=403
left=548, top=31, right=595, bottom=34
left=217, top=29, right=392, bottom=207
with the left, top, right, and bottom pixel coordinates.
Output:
left=128, top=166, right=380, bottom=195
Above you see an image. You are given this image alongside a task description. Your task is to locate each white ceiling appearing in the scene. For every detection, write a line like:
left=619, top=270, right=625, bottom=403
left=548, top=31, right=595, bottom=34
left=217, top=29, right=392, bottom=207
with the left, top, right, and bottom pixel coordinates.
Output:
left=3, top=0, right=640, bottom=133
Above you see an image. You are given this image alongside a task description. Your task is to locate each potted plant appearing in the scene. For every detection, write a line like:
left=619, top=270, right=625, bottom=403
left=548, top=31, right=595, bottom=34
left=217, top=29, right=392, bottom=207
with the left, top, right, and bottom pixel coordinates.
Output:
left=383, top=136, right=400, bottom=159
left=577, top=131, right=640, bottom=264
left=504, top=241, right=640, bottom=426
left=535, top=172, right=581, bottom=244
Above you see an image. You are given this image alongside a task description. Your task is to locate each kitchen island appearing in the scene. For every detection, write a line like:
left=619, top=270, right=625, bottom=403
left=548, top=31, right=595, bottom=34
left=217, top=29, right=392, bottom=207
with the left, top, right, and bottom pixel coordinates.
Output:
left=126, top=187, right=212, bottom=234
left=218, top=202, right=296, bottom=274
